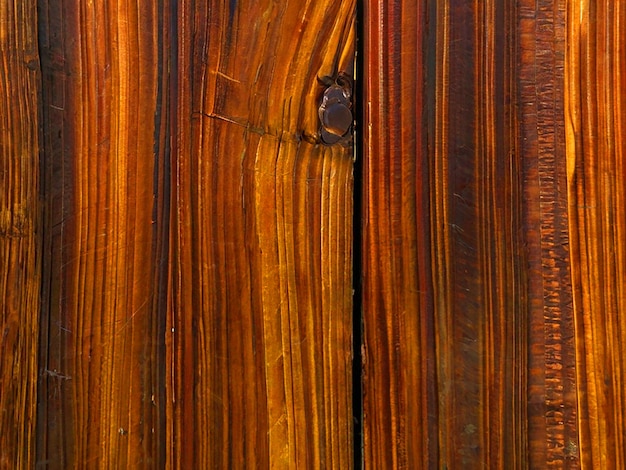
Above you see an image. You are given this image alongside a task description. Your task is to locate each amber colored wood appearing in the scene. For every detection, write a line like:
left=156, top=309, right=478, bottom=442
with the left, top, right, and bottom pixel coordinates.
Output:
left=518, top=1, right=581, bottom=467
left=37, top=1, right=170, bottom=466
left=11, top=0, right=626, bottom=467
left=361, top=1, right=436, bottom=467
left=168, top=1, right=355, bottom=467
left=0, top=2, right=41, bottom=468
left=363, top=0, right=525, bottom=468
left=364, top=0, right=626, bottom=468
left=566, top=1, right=626, bottom=468
left=361, top=0, right=590, bottom=468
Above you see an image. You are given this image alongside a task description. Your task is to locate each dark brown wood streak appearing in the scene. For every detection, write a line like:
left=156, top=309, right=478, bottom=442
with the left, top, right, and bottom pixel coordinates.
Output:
left=0, top=1, right=41, bottom=467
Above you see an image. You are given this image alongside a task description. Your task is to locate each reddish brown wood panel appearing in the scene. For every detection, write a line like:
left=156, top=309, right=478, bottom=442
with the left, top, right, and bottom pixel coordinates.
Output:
left=0, top=1, right=41, bottom=467
left=364, top=0, right=626, bottom=468
left=35, top=0, right=355, bottom=467
left=361, top=0, right=437, bottom=467
left=169, top=1, right=355, bottom=467
left=518, top=0, right=580, bottom=466
left=7, top=0, right=625, bottom=467
left=37, top=1, right=170, bottom=466
left=362, top=0, right=579, bottom=468
left=363, top=0, right=526, bottom=467
left=566, top=1, right=626, bottom=467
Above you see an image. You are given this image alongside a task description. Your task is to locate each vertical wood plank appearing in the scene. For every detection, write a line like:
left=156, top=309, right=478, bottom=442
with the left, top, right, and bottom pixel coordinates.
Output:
left=364, top=0, right=626, bottom=467
left=170, top=0, right=355, bottom=467
left=37, top=1, right=169, bottom=466
left=363, top=0, right=526, bottom=467
left=361, top=0, right=437, bottom=468
left=431, top=1, right=526, bottom=466
left=566, top=1, right=626, bottom=467
left=0, top=1, right=40, bottom=467
left=518, top=1, right=580, bottom=467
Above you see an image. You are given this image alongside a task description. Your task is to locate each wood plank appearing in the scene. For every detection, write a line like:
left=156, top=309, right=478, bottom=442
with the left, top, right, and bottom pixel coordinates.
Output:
left=364, top=0, right=626, bottom=467
left=518, top=1, right=580, bottom=467
left=0, top=1, right=41, bottom=468
left=361, top=1, right=436, bottom=467
left=169, top=0, right=356, bottom=467
left=37, top=1, right=170, bottom=466
left=362, top=0, right=529, bottom=467
left=566, top=1, right=626, bottom=467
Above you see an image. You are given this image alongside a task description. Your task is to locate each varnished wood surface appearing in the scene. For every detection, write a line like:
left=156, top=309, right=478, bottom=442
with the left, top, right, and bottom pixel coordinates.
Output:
left=362, top=0, right=623, bottom=468
left=363, top=0, right=525, bottom=468
left=518, top=1, right=580, bottom=466
left=170, top=1, right=355, bottom=467
left=363, top=2, right=527, bottom=468
left=566, top=1, right=626, bottom=468
left=361, top=0, right=436, bottom=467
left=3, top=0, right=626, bottom=467
left=0, top=1, right=41, bottom=468
left=37, top=1, right=169, bottom=466
left=35, top=0, right=355, bottom=468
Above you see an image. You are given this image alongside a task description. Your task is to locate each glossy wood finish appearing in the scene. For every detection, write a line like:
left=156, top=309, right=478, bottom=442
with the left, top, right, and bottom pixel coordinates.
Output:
left=35, top=0, right=355, bottom=467
left=518, top=1, right=580, bottom=466
left=361, top=0, right=436, bottom=467
left=566, top=1, right=626, bottom=468
left=363, top=0, right=525, bottom=467
left=362, top=0, right=623, bottom=468
left=0, top=1, right=41, bottom=467
left=3, top=0, right=626, bottom=467
left=169, top=1, right=355, bottom=467
left=37, top=1, right=170, bottom=466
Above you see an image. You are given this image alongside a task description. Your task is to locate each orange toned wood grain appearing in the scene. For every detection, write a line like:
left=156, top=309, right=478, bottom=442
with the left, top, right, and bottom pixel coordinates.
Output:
left=363, top=0, right=526, bottom=468
left=362, top=0, right=590, bottom=468
left=169, top=1, right=355, bottom=467
left=37, top=1, right=170, bottom=466
left=361, top=1, right=435, bottom=467
left=518, top=0, right=580, bottom=467
left=566, top=1, right=626, bottom=468
left=36, top=0, right=355, bottom=467
left=0, top=1, right=41, bottom=468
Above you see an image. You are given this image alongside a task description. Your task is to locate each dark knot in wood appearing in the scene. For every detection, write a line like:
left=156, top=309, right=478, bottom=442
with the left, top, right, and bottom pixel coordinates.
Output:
left=318, top=72, right=353, bottom=145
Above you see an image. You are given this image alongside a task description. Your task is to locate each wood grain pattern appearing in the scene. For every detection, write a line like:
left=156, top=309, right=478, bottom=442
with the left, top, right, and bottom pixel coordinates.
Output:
left=6, top=0, right=624, bottom=466
left=363, top=0, right=525, bottom=468
left=169, top=1, right=355, bottom=467
left=431, top=2, right=526, bottom=467
left=0, top=1, right=41, bottom=468
left=518, top=1, right=580, bottom=467
left=364, top=0, right=626, bottom=467
left=36, top=0, right=355, bottom=467
left=566, top=1, right=626, bottom=468
left=37, top=1, right=169, bottom=466
left=361, top=0, right=436, bottom=467
left=362, top=0, right=587, bottom=467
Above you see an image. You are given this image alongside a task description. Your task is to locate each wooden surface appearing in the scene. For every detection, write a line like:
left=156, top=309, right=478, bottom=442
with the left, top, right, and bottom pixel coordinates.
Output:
left=0, top=1, right=41, bottom=468
left=518, top=1, right=580, bottom=466
left=361, top=0, right=436, bottom=467
left=566, top=1, right=626, bottom=467
left=362, top=0, right=624, bottom=468
left=35, top=0, right=355, bottom=467
left=362, top=0, right=525, bottom=467
left=169, top=1, right=355, bottom=467
left=3, top=0, right=626, bottom=467
left=37, top=1, right=170, bottom=466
